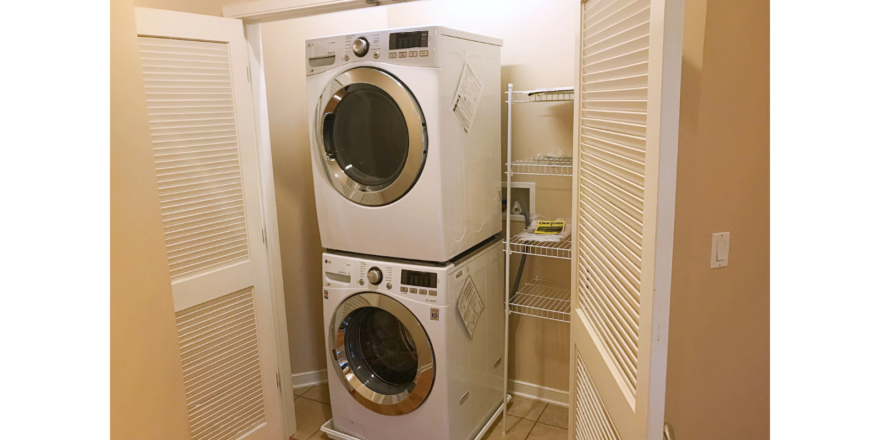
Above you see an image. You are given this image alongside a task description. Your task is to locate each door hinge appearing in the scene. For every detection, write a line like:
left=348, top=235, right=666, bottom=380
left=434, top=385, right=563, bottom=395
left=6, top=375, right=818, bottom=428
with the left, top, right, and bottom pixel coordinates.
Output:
left=276, top=373, right=281, bottom=390
left=247, top=66, right=251, bottom=83
left=262, top=227, right=267, bottom=244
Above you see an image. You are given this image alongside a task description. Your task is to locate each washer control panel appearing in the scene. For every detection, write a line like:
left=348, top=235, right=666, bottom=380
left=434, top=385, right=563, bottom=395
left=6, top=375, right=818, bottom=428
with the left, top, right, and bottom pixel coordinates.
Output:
left=322, top=252, right=448, bottom=305
left=307, top=27, right=439, bottom=75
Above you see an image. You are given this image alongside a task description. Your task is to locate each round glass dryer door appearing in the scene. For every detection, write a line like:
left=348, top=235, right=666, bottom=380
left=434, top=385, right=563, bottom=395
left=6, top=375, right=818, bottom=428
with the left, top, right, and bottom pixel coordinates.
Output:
left=329, top=293, right=435, bottom=415
left=316, top=67, right=427, bottom=206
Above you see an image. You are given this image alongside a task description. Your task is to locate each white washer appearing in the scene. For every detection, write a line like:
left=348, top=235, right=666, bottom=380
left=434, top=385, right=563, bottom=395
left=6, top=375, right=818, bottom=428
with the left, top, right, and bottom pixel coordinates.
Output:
left=321, top=237, right=504, bottom=440
left=307, top=26, right=502, bottom=262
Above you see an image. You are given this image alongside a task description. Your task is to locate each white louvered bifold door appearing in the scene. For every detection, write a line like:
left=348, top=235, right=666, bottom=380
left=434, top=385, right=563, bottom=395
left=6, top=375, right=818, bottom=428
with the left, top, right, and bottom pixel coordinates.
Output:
left=569, top=0, right=684, bottom=438
left=134, top=8, right=284, bottom=440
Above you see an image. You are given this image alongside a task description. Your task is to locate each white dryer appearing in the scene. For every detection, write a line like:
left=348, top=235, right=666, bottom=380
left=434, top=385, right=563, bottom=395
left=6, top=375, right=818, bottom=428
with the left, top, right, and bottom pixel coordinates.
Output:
left=306, top=26, right=502, bottom=262
left=321, top=237, right=504, bottom=440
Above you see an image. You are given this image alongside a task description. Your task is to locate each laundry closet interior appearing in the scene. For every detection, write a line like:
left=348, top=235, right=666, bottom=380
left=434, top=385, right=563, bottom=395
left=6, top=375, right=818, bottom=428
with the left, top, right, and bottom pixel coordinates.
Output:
left=123, top=0, right=769, bottom=439
left=253, top=4, right=577, bottom=437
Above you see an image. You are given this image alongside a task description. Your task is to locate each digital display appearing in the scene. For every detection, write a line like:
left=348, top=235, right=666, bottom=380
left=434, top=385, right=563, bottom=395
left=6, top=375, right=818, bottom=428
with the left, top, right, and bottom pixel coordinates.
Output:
left=389, top=31, right=429, bottom=50
left=400, top=269, right=437, bottom=288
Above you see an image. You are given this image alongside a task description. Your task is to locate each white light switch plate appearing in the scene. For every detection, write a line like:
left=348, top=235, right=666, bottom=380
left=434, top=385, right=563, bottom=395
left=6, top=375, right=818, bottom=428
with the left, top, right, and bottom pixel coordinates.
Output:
left=711, top=232, right=730, bottom=268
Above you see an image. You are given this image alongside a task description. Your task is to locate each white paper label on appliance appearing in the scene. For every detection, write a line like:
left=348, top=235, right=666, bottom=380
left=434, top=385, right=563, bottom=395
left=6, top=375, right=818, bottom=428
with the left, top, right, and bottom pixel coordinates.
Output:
left=457, top=276, right=484, bottom=338
left=450, top=59, right=483, bottom=133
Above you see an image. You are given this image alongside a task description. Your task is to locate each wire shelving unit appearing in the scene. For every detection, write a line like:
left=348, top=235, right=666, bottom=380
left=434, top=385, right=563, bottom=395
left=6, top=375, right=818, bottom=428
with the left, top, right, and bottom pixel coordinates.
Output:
left=510, top=278, right=572, bottom=322
left=504, top=232, right=572, bottom=260
left=501, top=84, right=575, bottom=435
left=509, top=88, right=576, bottom=103
left=507, top=156, right=573, bottom=176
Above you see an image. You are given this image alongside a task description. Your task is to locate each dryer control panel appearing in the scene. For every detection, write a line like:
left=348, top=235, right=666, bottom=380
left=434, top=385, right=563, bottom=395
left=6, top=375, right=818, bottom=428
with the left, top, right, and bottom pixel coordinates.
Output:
left=306, top=26, right=442, bottom=75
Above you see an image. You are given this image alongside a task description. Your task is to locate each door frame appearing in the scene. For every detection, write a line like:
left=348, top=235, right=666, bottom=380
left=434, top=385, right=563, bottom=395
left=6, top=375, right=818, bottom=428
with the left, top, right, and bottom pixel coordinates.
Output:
left=223, top=1, right=423, bottom=438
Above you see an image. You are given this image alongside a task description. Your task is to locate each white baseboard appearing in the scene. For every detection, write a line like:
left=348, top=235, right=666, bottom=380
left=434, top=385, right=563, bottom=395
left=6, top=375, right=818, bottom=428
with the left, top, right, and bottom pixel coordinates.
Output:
left=294, top=370, right=569, bottom=407
left=291, top=369, right=328, bottom=388
left=508, top=379, right=569, bottom=407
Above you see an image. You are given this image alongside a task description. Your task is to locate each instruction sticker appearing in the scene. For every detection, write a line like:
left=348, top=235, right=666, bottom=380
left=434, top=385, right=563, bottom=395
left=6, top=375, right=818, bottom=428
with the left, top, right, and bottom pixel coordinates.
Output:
left=450, top=59, right=483, bottom=133
left=535, top=220, right=565, bottom=235
left=457, top=276, right=484, bottom=339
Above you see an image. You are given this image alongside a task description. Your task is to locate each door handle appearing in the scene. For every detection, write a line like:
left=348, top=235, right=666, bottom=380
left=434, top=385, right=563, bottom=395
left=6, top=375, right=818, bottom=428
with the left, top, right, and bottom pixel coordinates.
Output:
left=322, top=113, right=335, bottom=159
left=663, top=422, right=675, bottom=440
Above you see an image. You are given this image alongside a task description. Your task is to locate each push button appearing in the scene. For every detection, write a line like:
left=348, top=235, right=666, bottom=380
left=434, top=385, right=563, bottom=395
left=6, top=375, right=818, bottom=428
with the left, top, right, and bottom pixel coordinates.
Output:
left=419, top=50, right=429, bottom=57
left=389, top=52, right=397, bottom=59
left=409, top=287, right=418, bottom=294
left=428, top=290, right=437, bottom=296
left=419, top=289, right=427, bottom=295
left=409, top=51, right=418, bottom=57
left=399, top=52, right=407, bottom=58
left=400, top=286, right=407, bottom=293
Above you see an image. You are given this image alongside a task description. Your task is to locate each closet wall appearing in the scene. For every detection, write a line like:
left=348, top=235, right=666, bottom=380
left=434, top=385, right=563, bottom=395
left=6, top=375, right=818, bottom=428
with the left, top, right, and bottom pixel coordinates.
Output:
left=665, top=0, right=770, bottom=437
left=110, top=0, right=191, bottom=437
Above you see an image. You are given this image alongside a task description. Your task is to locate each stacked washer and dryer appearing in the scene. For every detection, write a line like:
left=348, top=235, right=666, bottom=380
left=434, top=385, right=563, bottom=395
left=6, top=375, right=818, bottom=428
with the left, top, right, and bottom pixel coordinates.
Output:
left=306, top=26, right=505, bottom=440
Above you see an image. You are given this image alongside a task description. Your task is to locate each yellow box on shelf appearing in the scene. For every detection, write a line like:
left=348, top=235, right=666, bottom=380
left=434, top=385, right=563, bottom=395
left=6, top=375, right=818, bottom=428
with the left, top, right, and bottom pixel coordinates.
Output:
left=534, top=220, right=565, bottom=235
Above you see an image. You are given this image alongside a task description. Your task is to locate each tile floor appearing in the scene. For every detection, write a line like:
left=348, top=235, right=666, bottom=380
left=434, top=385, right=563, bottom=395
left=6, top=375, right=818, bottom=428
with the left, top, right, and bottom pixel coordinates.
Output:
left=290, top=383, right=567, bottom=440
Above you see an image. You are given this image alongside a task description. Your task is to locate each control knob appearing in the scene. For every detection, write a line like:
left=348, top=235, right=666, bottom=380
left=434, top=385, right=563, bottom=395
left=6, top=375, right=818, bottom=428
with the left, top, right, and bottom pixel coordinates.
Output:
left=367, top=267, right=383, bottom=285
left=352, top=37, right=370, bottom=58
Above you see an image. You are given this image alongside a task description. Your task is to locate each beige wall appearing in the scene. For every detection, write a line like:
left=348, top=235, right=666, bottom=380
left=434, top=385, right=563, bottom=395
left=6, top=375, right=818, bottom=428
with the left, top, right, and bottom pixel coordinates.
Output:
left=110, top=0, right=191, bottom=438
left=665, top=0, right=770, bottom=437
left=259, top=9, right=389, bottom=375
left=388, top=0, right=579, bottom=392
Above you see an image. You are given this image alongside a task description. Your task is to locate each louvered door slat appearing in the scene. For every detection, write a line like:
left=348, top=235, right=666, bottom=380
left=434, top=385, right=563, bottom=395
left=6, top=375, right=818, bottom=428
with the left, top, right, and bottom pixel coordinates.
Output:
left=581, top=205, right=641, bottom=283
left=175, top=288, right=266, bottom=440
left=574, top=352, right=622, bottom=440
left=585, top=19, right=649, bottom=52
left=183, top=340, right=257, bottom=381
left=585, top=1, right=650, bottom=37
left=580, top=187, right=642, bottom=254
left=183, top=334, right=257, bottom=376
left=577, top=0, right=649, bottom=401
left=139, top=36, right=250, bottom=280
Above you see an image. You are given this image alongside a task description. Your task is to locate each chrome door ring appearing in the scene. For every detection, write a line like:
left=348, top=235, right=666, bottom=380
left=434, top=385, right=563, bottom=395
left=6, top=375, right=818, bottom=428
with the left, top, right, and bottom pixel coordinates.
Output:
left=315, top=67, right=427, bottom=206
left=329, top=293, right=435, bottom=415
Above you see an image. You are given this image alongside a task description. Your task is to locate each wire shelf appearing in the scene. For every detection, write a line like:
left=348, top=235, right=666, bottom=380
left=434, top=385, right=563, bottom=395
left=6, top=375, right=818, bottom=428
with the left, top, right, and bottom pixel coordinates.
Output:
left=508, top=157, right=573, bottom=176
left=504, top=232, right=572, bottom=260
left=508, top=87, right=575, bottom=103
left=510, top=278, right=571, bottom=322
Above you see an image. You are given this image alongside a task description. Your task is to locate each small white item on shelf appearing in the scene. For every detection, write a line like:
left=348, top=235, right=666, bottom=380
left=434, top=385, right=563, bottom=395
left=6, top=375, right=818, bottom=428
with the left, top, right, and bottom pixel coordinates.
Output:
left=512, top=201, right=523, bottom=216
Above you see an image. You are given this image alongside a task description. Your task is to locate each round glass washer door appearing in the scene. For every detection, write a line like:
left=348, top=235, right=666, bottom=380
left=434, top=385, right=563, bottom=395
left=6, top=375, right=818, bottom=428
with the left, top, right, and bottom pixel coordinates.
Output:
left=315, top=67, right=427, bottom=206
left=329, top=293, right=435, bottom=415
